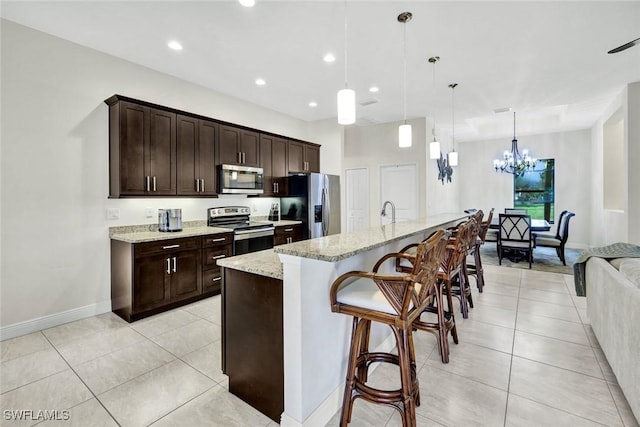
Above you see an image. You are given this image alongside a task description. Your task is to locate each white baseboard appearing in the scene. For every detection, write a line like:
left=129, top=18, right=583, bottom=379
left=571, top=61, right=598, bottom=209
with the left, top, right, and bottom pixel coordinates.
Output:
left=280, top=333, right=397, bottom=427
left=0, top=300, right=112, bottom=341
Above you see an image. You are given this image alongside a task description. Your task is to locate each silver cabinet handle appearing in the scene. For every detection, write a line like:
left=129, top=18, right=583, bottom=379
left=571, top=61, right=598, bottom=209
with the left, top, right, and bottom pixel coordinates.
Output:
left=284, top=228, right=293, bottom=232
left=211, top=254, right=226, bottom=260
left=196, top=179, right=200, bottom=192
left=242, top=152, right=246, bottom=164
left=162, top=244, right=180, bottom=249
left=212, top=277, right=222, bottom=282
left=172, top=257, right=177, bottom=273
left=201, top=179, right=205, bottom=192
left=166, top=258, right=171, bottom=274
left=153, top=176, right=157, bottom=191
left=276, top=182, right=279, bottom=193
left=146, top=176, right=151, bottom=192
left=210, top=237, right=226, bottom=243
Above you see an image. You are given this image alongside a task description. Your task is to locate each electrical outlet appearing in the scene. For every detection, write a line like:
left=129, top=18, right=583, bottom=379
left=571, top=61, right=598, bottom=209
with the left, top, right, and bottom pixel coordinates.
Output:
left=145, top=207, right=155, bottom=218
left=106, top=208, right=120, bottom=220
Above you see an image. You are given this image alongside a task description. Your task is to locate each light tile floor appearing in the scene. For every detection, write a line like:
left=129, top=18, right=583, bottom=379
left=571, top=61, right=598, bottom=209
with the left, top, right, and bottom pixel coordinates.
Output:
left=0, top=265, right=638, bottom=427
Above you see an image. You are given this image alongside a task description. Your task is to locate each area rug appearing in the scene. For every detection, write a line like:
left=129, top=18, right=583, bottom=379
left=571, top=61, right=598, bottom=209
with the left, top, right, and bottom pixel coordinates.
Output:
left=479, top=244, right=580, bottom=275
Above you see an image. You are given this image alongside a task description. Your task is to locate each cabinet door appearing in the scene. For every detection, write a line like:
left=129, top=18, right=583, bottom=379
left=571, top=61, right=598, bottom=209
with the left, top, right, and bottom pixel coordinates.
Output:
left=260, top=135, right=274, bottom=195
left=177, top=115, right=199, bottom=195
left=240, top=130, right=260, bottom=167
left=119, top=102, right=147, bottom=195
left=134, top=253, right=171, bottom=313
left=287, top=140, right=305, bottom=173
left=148, top=108, right=177, bottom=195
left=198, top=120, right=218, bottom=195
left=170, top=250, right=202, bottom=302
left=305, top=145, right=320, bottom=173
left=272, top=137, right=288, bottom=178
left=219, top=124, right=241, bottom=165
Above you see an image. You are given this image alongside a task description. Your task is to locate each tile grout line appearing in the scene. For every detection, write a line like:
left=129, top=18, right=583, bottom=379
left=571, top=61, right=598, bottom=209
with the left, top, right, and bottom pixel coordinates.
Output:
left=502, top=268, right=522, bottom=427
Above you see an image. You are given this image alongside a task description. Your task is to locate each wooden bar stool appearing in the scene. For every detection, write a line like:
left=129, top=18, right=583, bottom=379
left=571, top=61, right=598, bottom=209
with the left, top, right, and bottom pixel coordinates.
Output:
left=330, top=230, right=447, bottom=426
left=467, top=208, right=493, bottom=293
left=394, top=231, right=458, bottom=364
left=447, top=218, right=477, bottom=319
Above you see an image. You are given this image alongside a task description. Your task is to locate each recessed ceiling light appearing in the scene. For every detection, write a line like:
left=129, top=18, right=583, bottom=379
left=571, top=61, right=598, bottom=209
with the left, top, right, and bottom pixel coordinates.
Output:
left=167, top=40, right=183, bottom=51
left=369, top=86, right=380, bottom=93
left=238, top=0, right=255, bottom=7
left=323, top=53, right=336, bottom=63
left=309, top=101, right=318, bottom=107
left=255, top=78, right=266, bottom=86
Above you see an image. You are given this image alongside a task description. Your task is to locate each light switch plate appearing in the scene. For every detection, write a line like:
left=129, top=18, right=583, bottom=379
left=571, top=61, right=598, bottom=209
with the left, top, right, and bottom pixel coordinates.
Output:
left=145, top=207, right=155, bottom=218
left=106, top=208, right=120, bottom=220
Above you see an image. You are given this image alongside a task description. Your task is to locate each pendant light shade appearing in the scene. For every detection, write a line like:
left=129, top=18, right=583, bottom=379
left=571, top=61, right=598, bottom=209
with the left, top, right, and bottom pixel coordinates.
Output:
left=337, top=88, right=356, bottom=125
left=429, top=140, right=441, bottom=159
left=398, top=12, right=412, bottom=148
left=447, top=151, right=458, bottom=166
left=399, top=124, right=412, bottom=148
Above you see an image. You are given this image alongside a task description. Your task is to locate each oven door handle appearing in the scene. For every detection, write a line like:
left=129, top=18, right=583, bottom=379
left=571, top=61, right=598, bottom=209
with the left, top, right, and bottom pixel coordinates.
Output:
left=234, top=228, right=275, bottom=240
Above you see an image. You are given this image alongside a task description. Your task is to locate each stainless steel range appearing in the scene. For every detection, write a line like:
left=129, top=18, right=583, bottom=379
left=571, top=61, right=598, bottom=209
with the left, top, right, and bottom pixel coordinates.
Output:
left=207, top=206, right=274, bottom=255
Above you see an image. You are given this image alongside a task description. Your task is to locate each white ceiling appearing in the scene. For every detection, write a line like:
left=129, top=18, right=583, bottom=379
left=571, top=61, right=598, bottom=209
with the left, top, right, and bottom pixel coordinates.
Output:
left=2, top=0, right=639, bottom=142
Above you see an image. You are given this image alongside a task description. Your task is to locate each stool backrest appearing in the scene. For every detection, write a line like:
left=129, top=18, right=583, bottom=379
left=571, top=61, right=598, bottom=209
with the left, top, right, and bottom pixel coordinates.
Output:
left=478, top=208, right=494, bottom=242
left=412, top=229, right=448, bottom=310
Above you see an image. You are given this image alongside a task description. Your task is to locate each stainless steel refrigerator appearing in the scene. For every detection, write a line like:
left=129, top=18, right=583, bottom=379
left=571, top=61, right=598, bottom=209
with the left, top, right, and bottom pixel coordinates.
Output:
left=279, top=173, right=341, bottom=239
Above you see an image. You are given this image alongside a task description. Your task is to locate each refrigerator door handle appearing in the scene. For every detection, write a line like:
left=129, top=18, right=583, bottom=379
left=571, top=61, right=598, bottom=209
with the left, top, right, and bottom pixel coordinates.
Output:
left=322, top=186, right=330, bottom=236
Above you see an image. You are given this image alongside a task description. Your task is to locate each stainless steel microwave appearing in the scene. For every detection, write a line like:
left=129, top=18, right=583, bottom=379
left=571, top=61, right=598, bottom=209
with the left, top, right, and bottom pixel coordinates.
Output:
left=219, top=164, right=264, bottom=194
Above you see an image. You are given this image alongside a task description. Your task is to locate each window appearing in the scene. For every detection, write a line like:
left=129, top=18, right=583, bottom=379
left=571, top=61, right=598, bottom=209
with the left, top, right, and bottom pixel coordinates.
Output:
left=514, top=159, right=555, bottom=223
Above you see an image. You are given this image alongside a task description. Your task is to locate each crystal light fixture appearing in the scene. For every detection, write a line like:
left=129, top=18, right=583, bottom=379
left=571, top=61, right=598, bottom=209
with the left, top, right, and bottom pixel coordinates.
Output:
left=493, top=111, right=537, bottom=176
left=447, top=83, right=458, bottom=166
left=337, top=0, right=355, bottom=125
left=398, top=12, right=412, bottom=148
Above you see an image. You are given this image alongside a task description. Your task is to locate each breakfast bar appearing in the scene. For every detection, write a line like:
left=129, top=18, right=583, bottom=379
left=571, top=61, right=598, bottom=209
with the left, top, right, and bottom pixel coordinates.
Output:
left=218, top=213, right=468, bottom=426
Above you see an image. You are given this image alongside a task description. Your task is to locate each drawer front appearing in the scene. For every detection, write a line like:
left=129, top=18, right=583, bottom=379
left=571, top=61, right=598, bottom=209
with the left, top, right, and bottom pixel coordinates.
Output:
left=135, top=237, right=200, bottom=257
left=204, top=246, right=232, bottom=268
left=202, top=233, right=233, bottom=248
left=203, top=268, right=223, bottom=293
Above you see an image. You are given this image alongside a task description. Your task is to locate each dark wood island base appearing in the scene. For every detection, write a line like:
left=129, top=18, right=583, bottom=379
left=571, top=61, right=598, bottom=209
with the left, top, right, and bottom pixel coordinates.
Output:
left=222, top=268, right=284, bottom=423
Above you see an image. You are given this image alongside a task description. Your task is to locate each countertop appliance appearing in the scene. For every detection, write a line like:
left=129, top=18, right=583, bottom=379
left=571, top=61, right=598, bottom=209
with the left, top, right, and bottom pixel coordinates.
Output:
left=219, top=164, right=264, bottom=194
left=207, top=206, right=274, bottom=255
left=158, top=208, right=182, bottom=232
left=280, top=173, right=341, bottom=240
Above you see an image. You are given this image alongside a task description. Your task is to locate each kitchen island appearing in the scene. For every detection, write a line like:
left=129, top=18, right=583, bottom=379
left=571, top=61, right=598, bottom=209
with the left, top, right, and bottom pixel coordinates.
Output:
left=218, top=213, right=468, bottom=426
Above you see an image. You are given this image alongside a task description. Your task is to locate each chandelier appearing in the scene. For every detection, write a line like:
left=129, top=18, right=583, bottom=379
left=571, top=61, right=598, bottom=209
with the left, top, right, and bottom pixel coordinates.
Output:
left=493, top=112, right=537, bottom=176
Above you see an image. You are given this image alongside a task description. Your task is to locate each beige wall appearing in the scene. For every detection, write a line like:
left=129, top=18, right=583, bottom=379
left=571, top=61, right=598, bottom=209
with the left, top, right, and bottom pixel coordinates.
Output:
left=0, top=20, right=340, bottom=333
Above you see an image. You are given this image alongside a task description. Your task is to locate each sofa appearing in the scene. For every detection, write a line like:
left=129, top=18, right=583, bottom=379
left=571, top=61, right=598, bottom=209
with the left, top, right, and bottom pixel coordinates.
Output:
left=586, top=257, right=640, bottom=421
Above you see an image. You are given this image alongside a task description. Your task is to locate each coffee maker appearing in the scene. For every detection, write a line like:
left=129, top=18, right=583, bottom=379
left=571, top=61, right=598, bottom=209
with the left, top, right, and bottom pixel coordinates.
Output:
left=158, top=209, right=182, bottom=232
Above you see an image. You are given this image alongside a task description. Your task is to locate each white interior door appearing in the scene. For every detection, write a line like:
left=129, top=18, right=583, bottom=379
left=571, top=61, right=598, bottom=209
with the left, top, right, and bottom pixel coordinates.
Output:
left=345, top=167, right=370, bottom=232
left=379, top=163, right=417, bottom=224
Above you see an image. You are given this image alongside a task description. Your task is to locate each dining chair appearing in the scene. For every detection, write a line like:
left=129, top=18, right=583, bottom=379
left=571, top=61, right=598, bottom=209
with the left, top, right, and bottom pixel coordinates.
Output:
left=534, top=211, right=575, bottom=265
left=498, top=213, right=533, bottom=268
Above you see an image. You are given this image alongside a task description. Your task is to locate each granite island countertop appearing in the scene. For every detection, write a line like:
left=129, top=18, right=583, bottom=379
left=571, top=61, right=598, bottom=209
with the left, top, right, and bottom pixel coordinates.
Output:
left=217, top=249, right=282, bottom=280
left=273, top=212, right=468, bottom=262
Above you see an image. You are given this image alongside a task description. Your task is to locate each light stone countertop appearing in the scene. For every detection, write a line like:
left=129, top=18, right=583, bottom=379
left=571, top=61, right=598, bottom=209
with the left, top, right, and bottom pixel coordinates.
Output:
left=217, top=249, right=282, bottom=280
left=273, top=212, right=468, bottom=262
left=110, top=221, right=233, bottom=243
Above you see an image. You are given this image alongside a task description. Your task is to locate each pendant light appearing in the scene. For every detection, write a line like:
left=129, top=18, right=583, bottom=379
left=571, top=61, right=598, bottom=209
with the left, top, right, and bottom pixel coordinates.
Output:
left=398, top=12, right=412, bottom=148
left=447, top=83, right=459, bottom=166
left=428, top=56, right=441, bottom=159
left=337, top=0, right=355, bottom=125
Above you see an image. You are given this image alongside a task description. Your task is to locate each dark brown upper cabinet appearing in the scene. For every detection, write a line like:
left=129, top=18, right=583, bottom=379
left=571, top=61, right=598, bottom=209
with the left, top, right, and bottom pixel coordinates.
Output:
left=260, top=134, right=288, bottom=196
left=176, top=115, right=218, bottom=196
left=108, top=99, right=176, bottom=197
left=288, top=140, right=320, bottom=173
left=218, top=125, right=260, bottom=167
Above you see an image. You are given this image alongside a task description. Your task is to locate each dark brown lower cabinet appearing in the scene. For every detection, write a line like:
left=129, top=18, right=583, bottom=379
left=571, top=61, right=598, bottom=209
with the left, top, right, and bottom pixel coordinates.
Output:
left=222, top=268, right=283, bottom=422
left=274, top=224, right=303, bottom=246
left=112, top=236, right=208, bottom=322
